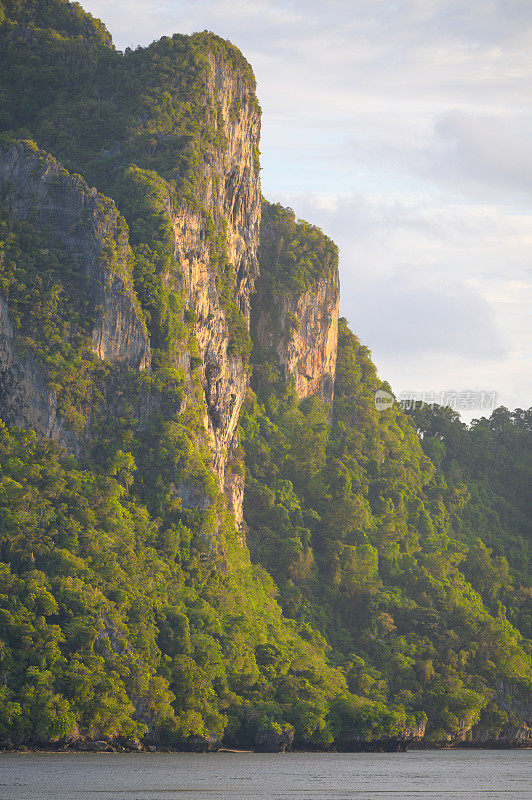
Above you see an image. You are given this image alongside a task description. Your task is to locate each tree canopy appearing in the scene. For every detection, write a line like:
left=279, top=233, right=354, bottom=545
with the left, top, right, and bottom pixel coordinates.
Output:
left=0, top=0, right=529, bottom=749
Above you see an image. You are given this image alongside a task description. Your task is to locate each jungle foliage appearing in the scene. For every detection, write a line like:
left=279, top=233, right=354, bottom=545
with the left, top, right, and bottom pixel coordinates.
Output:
left=0, top=201, right=109, bottom=429
left=0, top=421, right=350, bottom=746
left=243, top=317, right=531, bottom=741
left=0, top=0, right=252, bottom=359
left=259, top=202, right=338, bottom=300
left=0, top=0, right=529, bottom=749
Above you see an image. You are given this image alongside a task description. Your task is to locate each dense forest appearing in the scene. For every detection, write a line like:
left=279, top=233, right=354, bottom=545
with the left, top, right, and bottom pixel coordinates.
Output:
left=0, top=0, right=529, bottom=751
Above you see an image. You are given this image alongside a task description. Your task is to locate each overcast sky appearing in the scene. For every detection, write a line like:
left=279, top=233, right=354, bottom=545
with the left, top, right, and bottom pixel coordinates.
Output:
left=82, top=0, right=532, bottom=420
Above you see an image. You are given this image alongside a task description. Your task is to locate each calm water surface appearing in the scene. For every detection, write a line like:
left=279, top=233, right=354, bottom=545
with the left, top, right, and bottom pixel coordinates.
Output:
left=0, top=750, right=530, bottom=800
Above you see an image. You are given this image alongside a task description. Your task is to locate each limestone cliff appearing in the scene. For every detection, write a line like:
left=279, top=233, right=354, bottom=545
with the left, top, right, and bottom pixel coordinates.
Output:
left=0, top=293, right=78, bottom=451
left=0, top=141, right=150, bottom=448
left=252, top=201, right=339, bottom=406
left=0, top=56, right=260, bottom=529
left=0, top=142, right=150, bottom=371
left=170, top=50, right=261, bottom=525
left=469, top=683, right=532, bottom=747
left=252, top=276, right=339, bottom=406
left=0, top=39, right=260, bottom=529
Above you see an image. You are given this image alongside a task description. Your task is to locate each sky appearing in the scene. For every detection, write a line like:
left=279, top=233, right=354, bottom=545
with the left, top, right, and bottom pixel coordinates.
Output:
left=82, top=0, right=532, bottom=421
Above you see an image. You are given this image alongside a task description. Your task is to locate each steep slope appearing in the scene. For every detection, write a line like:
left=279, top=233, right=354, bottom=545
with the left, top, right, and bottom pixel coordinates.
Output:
left=167, top=46, right=261, bottom=524
left=0, top=142, right=150, bottom=369
left=0, top=141, right=149, bottom=450
left=0, top=3, right=261, bottom=522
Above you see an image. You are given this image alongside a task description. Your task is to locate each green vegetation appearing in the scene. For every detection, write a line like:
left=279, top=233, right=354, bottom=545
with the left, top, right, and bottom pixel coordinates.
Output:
left=242, top=318, right=531, bottom=741
left=0, top=0, right=254, bottom=361
left=0, top=1, right=113, bottom=134
left=208, top=214, right=252, bottom=362
left=0, top=202, right=107, bottom=429
left=406, top=403, right=531, bottom=636
left=0, top=0, right=529, bottom=749
left=259, top=201, right=338, bottom=300
left=0, top=420, right=357, bottom=747
left=0, top=0, right=112, bottom=45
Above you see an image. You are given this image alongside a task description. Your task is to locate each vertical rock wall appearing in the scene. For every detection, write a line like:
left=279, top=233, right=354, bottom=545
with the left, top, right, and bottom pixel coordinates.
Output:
left=169, top=50, right=261, bottom=526
left=252, top=274, right=340, bottom=406
left=0, top=42, right=262, bottom=530
left=251, top=201, right=340, bottom=408
left=0, top=143, right=150, bottom=372
left=0, top=142, right=151, bottom=452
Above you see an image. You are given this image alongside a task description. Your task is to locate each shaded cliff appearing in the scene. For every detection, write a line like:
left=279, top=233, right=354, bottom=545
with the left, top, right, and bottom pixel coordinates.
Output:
left=252, top=201, right=339, bottom=406
left=0, top=140, right=150, bottom=449
left=0, top=142, right=150, bottom=370
left=0, top=293, right=75, bottom=449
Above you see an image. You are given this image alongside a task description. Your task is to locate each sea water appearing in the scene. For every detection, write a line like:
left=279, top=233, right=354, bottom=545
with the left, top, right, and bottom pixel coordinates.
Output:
left=0, top=749, right=530, bottom=800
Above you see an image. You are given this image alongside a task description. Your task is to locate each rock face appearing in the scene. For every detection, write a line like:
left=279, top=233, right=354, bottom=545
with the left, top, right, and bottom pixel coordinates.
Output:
left=468, top=683, right=532, bottom=747
left=169, top=50, right=261, bottom=526
left=0, top=142, right=150, bottom=371
left=0, top=142, right=150, bottom=450
left=341, top=719, right=427, bottom=753
left=252, top=201, right=340, bottom=407
left=399, top=719, right=427, bottom=743
left=0, top=48, right=337, bottom=533
left=0, top=49, right=260, bottom=529
left=0, top=294, right=79, bottom=452
left=253, top=274, right=340, bottom=406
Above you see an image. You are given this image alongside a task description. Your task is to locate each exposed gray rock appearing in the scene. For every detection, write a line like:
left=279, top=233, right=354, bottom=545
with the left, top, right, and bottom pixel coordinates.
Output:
left=0, top=294, right=79, bottom=452
left=0, top=142, right=150, bottom=371
left=185, top=733, right=221, bottom=752
left=77, top=740, right=110, bottom=752
left=0, top=142, right=150, bottom=450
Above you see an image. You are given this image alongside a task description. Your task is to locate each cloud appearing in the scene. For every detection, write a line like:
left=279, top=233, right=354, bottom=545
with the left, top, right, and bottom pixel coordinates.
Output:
left=342, top=274, right=507, bottom=359
left=346, top=110, right=532, bottom=201
left=428, top=111, right=532, bottom=197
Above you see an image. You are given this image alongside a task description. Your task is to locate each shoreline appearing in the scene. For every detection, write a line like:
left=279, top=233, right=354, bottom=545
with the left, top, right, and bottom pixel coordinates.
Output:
left=2, top=743, right=530, bottom=755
